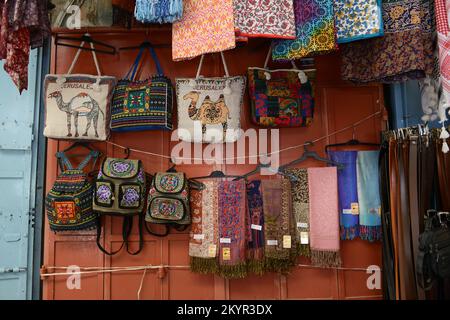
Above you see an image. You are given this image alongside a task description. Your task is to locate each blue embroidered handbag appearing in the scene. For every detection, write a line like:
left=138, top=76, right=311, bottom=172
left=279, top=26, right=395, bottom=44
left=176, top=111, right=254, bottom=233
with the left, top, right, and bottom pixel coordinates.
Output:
left=110, top=45, right=173, bottom=132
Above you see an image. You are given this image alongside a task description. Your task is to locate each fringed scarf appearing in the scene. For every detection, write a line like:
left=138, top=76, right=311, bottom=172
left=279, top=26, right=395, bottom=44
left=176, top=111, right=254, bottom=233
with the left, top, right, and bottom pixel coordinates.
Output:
left=308, top=167, right=342, bottom=267
left=134, top=0, right=183, bottom=24
left=285, top=168, right=311, bottom=257
left=218, top=180, right=247, bottom=278
left=246, top=180, right=265, bottom=275
left=189, top=180, right=219, bottom=274
left=262, top=179, right=295, bottom=273
left=328, top=151, right=360, bottom=240
left=357, top=151, right=382, bottom=242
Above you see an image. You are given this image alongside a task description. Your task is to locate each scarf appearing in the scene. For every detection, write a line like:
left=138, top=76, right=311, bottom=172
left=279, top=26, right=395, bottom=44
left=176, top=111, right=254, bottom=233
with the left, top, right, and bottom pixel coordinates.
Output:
left=134, top=0, right=183, bottom=23
left=172, top=0, right=236, bottom=61
left=245, top=180, right=265, bottom=275
left=308, top=167, right=341, bottom=267
left=233, top=0, right=296, bottom=39
left=328, top=151, right=360, bottom=240
left=262, top=179, right=295, bottom=273
left=272, top=0, right=337, bottom=60
left=357, top=151, right=382, bottom=242
left=435, top=0, right=450, bottom=105
left=285, top=168, right=310, bottom=257
left=189, top=180, right=219, bottom=274
left=218, top=180, right=247, bottom=278
left=334, top=0, right=384, bottom=44
left=341, top=0, right=435, bottom=83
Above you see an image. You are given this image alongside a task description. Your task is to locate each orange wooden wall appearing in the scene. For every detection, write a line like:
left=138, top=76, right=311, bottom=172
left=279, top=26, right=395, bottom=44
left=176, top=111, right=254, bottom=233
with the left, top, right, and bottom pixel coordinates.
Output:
left=43, top=29, right=384, bottom=300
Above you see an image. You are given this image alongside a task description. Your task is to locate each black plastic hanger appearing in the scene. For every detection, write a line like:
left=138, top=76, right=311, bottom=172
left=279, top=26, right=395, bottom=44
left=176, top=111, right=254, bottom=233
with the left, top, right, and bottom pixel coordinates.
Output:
left=55, top=33, right=116, bottom=55
left=190, top=170, right=244, bottom=190
left=233, top=163, right=298, bottom=181
left=279, top=141, right=344, bottom=171
left=325, top=128, right=380, bottom=152
left=119, top=40, right=171, bottom=51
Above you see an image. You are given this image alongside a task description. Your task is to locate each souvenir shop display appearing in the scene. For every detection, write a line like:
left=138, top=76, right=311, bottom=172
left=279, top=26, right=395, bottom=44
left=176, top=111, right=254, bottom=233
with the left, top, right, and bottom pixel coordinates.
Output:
left=145, top=172, right=191, bottom=236
left=134, top=0, right=183, bottom=24
left=175, top=52, right=246, bottom=143
left=272, top=0, right=337, bottom=60
left=45, top=144, right=100, bottom=232
left=247, top=46, right=315, bottom=128
left=50, top=0, right=113, bottom=28
left=172, top=0, right=236, bottom=61
left=110, top=44, right=173, bottom=132
left=93, top=157, right=147, bottom=255
left=334, top=0, right=384, bottom=44
left=44, top=35, right=116, bottom=141
left=341, top=0, right=435, bottom=83
left=233, top=0, right=296, bottom=39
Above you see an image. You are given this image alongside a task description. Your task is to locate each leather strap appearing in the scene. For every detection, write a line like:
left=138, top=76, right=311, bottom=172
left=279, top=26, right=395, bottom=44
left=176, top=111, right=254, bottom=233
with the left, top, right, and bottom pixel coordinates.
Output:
left=144, top=221, right=170, bottom=237
left=389, top=138, right=400, bottom=299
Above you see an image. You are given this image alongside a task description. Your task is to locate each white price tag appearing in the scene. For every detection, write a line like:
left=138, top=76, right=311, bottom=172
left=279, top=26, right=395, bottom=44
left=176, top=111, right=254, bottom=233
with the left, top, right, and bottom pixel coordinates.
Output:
left=193, top=234, right=205, bottom=240
left=220, top=238, right=231, bottom=244
left=297, top=222, right=308, bottom=228
left=267, top=240, right=278, bottom=246
left=251, top=224, right=262, bottom=231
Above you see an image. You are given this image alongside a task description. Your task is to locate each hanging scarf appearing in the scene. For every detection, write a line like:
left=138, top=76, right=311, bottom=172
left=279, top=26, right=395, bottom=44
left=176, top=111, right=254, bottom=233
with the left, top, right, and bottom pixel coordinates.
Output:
left=217, top=180, right=247, bottom=278
left=308, top=167, right=341, bottom=267
left=172, top=0, right=236, bottom=61
left=328, top=151, right=360, bottom=240
left=272, top=0, right=337, bottom=60
left=233, top=0, right=296, bottom=39
left=189, top=181, right=219, bottom=274
left=341, top=0, right=435, bottom=83
left=435, top=0, right=450, bottom=106
left=134, top=0, right=183, bottom=24
left=285, top=168, right=310, bottom=257
left=357, top=151, right=382, bottom=242
left=262, top=179, right=295, bottom=273
left=245, top=180, right=265, bottom=275
left=334, top=0, right=384, bottom=43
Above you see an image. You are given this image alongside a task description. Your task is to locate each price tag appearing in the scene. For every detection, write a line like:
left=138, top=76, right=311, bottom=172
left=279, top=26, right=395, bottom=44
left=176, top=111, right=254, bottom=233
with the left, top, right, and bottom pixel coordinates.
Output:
left=300, top=232, right=309, bottom=245
left=378, top=207, right=382, bottom=216
left=193, top=234, right=205, bottom=240
left=351, top=203, right=359, bottom=215
left=267, top=240, right=278, bottom=246
left=343, top=209, right=352, bottom=215
left=297, top=222, right=308, bottom=228
left=283, top=235, right=292, bottom=249
left=208, top=244, right=217, bottom=257
left=220, top=238, right=231, bottom=244
left=222, top=248, right=231, bottom=261
left=251, top=224, right=262, bottom=231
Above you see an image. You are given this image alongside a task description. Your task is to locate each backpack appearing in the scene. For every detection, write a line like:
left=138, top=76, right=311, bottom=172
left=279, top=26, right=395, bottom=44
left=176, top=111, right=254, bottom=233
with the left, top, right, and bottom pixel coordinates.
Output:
left=145, top=172, right=191, bottom=236
left=93, top=157, right=147, bottom=255
left=45, top=150, right=100, bottom=232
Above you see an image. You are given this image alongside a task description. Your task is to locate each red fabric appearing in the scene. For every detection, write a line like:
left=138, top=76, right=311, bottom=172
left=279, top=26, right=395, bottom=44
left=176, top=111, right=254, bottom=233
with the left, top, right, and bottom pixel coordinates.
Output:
left=435, top=0, right=450, bottom=34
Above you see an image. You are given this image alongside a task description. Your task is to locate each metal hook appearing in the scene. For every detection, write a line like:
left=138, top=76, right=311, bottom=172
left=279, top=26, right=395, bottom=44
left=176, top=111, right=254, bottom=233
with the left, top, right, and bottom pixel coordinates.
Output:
left=124, top=147, right=130, bottom=160
left=304, top=141, right=313, bottom=152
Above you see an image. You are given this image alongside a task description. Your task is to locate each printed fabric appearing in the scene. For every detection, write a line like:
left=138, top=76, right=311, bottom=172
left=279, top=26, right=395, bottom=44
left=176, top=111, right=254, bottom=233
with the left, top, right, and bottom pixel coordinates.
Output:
left=357, top=151, right=382, bottom=242
left=134, top=0, right=183, bottom=23
left=334, top=0, right=384, bottom=43
left=172, top=0, right=236, bottom=61
left=341, top=0, right=435, bottom=83
left=435, top=0, right=450, bottom=105
left=218, top=180, right=247, bottom=278
left=328, top=151, right=360, bottom=240
left=272, top=0, right=337, bottom=60
left=246, top=180, right=265, bottom=274
left=233, top=0, right=296, bottom=39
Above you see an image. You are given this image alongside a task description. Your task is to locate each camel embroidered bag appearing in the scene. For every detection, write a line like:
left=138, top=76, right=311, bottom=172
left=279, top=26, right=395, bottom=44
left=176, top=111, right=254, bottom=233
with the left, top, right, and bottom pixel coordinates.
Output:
left=44, top=36, right=116, bottom=141
left=248, top=46, right=315, bottom=127
left=110, top=45, right=173, bottom=132
left=175, top=52, right=246, bottom=143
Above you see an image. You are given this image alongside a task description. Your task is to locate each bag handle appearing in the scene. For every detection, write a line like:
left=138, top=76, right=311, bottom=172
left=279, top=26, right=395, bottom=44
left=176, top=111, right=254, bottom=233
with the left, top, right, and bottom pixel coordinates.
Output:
left=66, top=34, right=102, bottom=77
left=145, top=221, right=170, bottom=237
left=124, top=46, right=164, bottom=81
left=195, top=52, right=230, bottom=79
left=96, top=217, right=126, bottom=256
left=77, top=150, right=100, bottom=170
left=56, top=152, right=74, bottom=172
left=263, top=44, right=308, bottom=84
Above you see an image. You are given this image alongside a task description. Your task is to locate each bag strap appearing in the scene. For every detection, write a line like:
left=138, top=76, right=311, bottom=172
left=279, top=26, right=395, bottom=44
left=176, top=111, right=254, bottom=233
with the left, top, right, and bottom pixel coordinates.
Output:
left=125, top=46, right=164, bottom=81
left=263, top=44, right=308, bottom=84
left=56, top=152, right=74, bottom=172
left=195, top=52, right=230, bottom=79
left=96, top=217, right=125, bottom=256
left=125, top=214, right=144, bottom=255
left=144, top=221, right=170, bottom=237
left=66, top=33, right=102, bottom=77
left=77, top=150, right=100, bottom=171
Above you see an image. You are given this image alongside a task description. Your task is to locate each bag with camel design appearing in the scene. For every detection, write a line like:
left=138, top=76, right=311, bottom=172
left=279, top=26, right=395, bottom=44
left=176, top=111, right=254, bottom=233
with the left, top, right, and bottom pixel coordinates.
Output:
left=43, top=35, right=116, bottom=141
left=175, top=52, right=246, bottom=143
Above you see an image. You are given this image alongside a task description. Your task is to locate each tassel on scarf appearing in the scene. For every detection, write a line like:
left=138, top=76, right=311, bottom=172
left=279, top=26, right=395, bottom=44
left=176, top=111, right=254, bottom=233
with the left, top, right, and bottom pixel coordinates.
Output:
left=217, top=263, right=248, bottom=279
left=440, top=124, right=450, bottom=153
left=340, top=225, right=359, bottom=240
left=246, top=259, right=265, bottom=276
left=310, top=250, right=342, bottom=268
left=359, top=225, right=382, bottom=242
left=190, top=257, right=219, bottom=274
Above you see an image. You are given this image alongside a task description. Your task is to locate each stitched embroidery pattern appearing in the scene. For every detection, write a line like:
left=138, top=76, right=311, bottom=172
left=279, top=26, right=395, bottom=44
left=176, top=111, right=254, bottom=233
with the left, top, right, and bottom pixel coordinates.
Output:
left=120, top=185, right=140, bottom=208
left=156, top=173, right=184, bottom=193
left=54, top=201, right=77, bottom=222
left=96, top=183, right=113, bottom=205
left=103, top=158, right=139, bottom=179
left=150, top=198, right=184, bottom=220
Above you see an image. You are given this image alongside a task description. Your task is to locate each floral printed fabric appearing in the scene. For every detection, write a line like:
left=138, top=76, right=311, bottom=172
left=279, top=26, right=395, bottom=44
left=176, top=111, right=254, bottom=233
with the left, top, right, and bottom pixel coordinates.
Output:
left=272, top=0, right=337, bottom=60
left=172, top=0, right=236, bottom=61
left=341, top=0, right=435, bottom=83
left=334, top=0, right=384, bottom=43
left=234, top=0, right=296, bottom=39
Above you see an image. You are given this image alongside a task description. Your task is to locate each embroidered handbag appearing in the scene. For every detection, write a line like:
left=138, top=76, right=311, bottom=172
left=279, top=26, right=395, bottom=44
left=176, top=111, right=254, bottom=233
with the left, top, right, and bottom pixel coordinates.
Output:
left=44, top=37, right=116, bottom=141
left=248, top=47, right=315, bottom=127
left=110, top=45, right=173, bottom=132
left=93, top=157, right=147, bottom=255
left=175, top=52, right=246, bottom=143
left=145, top=172, right=191, bottom=236
left=45, top=150, right=100, bottom=232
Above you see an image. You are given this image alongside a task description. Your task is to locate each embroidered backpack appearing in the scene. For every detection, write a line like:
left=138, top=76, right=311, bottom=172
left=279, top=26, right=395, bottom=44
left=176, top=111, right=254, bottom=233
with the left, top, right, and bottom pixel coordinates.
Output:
left=45, top=150, right=100, bottom=232
left=145, top=172, right=191, bottom=236
left=93, top=157, right=147, bottom=255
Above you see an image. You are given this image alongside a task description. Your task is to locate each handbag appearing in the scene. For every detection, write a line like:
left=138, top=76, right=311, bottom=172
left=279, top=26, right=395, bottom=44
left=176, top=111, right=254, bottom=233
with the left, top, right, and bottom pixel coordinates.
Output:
left=110, top=45, right=173, bottom=132
left=175, top=52, right=246, bottom=143
left=45, top=150, right=100, bottom=232
left=145, top=172, right=191, bottom=236
left=93, top=157, right=148, bottom=255
left=247, top=46, right=315, bottom=128
left=44, top=37, right=116, bottom=141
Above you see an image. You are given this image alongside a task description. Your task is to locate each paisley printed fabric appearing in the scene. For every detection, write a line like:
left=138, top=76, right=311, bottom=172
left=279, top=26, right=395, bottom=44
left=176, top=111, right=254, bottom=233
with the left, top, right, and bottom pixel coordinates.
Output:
left=234, top=0, right=296, bottom=39
left=272, top=0, right=337, bottom=60
left=246, top=180, right=265, bottom=274
left=341, top=0, right=435, bottom=83
left=172, top=0, right=236, bottom=61
left=334, top=0, right=384, bottom=43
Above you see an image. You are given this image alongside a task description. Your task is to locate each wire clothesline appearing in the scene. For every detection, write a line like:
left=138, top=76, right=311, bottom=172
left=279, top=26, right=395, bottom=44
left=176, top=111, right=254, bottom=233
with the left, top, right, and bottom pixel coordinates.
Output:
left=104, top=110, right=384, bottom=162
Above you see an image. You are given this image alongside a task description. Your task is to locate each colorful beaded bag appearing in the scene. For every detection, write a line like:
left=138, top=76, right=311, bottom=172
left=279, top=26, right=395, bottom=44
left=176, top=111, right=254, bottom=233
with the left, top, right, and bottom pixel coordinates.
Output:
left=110, top=45, right=173, bottom=132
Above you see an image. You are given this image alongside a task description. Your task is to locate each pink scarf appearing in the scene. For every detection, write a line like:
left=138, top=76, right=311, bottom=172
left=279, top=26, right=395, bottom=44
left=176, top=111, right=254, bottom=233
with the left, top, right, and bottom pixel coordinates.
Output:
left=308, top=167, right=341, bottom=267
left=435, top=0, right=450, bottom=102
